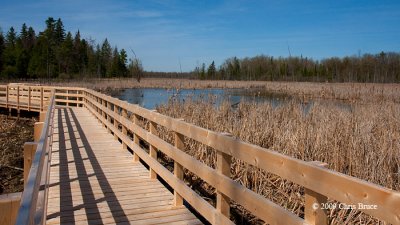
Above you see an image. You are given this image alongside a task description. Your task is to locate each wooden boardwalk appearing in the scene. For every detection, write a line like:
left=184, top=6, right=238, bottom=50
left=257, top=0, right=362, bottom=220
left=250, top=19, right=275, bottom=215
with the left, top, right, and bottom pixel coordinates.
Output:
left=46, top=107, right=202, bottom=225
left=2, top=84, right=398, bottom=225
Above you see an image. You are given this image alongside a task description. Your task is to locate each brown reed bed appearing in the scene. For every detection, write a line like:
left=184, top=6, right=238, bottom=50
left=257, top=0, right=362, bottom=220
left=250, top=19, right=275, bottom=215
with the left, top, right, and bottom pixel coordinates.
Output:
left=0, top=115, right=35, bottom=194
left=154, top=96, right=399, bottom=224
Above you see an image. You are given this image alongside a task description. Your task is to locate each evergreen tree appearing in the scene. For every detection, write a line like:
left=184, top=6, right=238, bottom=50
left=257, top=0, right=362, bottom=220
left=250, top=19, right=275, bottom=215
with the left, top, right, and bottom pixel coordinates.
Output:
left=59, top=32, right=73, bottom=75
left=119, top=49, right=128, bottom=76
left=207, top=61, right=216, bottom=79
left=28, top=36, right=48, bottom=78
left=2, top=27, right=18, bottom=77
left=100, top=39, right=112, bottom=77
left=55, top=18, right=65, bottom=45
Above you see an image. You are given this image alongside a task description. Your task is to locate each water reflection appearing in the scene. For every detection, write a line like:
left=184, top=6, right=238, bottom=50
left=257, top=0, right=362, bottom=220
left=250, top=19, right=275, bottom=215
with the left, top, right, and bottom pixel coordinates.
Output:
left=113, top=88, right=289, bottom=109
left=113, top=88, right=352, bottom=113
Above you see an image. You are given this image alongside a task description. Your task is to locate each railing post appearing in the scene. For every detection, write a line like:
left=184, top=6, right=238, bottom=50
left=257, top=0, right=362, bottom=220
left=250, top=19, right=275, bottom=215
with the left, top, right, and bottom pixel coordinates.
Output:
left=40, top=87, right=44, bottom=111
left=149, top=115, right=158, bottom=179
left=0, top=192, right=21, bottom=225
left=113, top=104, right=119, bottom=140
left=17, top=86, right=20, bottom=113
left=121, top=109, right=128, bottom=150
left=305, top=161, right=328, bottom=225
left=66, top=89, right=69, bottom=107
left=107, top=102, right=112, bottom=133
left=28, top=86, right=31, bottom=111
left=39, top=111, right=47, bottom=122
left=132, top=114, right=140, bottom=162
left=96, top=97, right=101, bottom=123
left=101, top=99, right=107, bottom=128
left=217, top=133, right=232, bottom=218
left=34, top=122, right=44, bottom=142
left=23, top=142, right=38, bottom=186
left=173, top=127, right=184, bottom=207
left=6, top=85, right=9, bottom=108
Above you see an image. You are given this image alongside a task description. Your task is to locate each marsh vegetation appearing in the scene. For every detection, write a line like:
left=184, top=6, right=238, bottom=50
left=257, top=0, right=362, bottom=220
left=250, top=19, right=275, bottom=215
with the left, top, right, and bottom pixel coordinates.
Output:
left=149, top=85, right=400, bottom=224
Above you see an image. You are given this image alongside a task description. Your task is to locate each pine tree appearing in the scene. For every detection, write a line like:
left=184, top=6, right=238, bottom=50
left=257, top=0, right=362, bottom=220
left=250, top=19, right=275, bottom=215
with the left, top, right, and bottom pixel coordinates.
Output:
left=26, top=27, right=36, bottom=50
left=119, top=49, right=128, bottom=77
left=101, top=39, right=112, bottom=77
left=207, top=61, right=216, bottom=79
left=55, top=18, right=65, bottom=45
left=2, top=27, right=18, bottom=77
left=59, top=32, right=73, bottom=76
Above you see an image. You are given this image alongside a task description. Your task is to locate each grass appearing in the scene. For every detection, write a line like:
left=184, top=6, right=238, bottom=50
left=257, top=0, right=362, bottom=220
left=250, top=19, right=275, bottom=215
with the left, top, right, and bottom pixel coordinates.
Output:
left=155, top=96, right=399, bottom=224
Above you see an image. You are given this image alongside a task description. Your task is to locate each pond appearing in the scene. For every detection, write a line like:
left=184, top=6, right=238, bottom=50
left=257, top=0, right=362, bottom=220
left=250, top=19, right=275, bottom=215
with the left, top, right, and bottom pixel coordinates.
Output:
left=112, top=88, right=291, bottom=109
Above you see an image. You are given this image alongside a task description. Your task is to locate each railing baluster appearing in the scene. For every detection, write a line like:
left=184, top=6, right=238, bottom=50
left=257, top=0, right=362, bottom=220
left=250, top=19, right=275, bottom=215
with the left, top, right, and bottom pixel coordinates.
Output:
left=305, top=161, right=328, bottom=225
left=149, top=117, right=158, bottom=179
left=173, top=130, right=184, bottom=206
left=217, top=133, right=232, bottom=218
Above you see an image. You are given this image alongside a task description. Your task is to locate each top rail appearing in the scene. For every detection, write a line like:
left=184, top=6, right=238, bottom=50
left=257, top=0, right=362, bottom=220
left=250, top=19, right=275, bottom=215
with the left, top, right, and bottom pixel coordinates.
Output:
left=15, top=91, right=55, bottom=225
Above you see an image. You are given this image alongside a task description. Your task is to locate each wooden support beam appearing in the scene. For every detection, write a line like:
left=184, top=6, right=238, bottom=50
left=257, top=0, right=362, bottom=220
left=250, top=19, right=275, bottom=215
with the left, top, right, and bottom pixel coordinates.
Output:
left=23, top=142, right=37, bottom=186
left=305, top=161, right=329, bottom=225
left=216, top=133, right=233, bottom=218
left=149, top=119, right=158, bottom=179
left=173, top=129, right=185, bottom=207
left=34, top=122, right=44, bottom=142
left=133, top=114, right=140, bottom=162
left=0, top=192, right=22, bottom=225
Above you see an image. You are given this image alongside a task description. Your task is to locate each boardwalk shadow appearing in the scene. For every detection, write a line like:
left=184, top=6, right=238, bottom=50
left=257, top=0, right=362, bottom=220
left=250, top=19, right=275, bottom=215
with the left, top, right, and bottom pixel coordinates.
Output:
left=47, top=108, right=129, bottom=224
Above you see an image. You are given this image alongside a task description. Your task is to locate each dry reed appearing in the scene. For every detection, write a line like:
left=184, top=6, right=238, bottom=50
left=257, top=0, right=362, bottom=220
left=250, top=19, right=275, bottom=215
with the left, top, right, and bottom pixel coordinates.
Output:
left=0, top=115, right=35, bottom=194
left=155, top=96, right=399, bottom=224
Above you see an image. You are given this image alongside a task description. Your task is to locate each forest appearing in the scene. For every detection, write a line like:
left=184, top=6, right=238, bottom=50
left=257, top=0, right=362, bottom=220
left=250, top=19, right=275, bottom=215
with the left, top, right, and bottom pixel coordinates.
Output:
left=195, top=53, right=400, bottom=82
left=1, top=17, right=399, bottom=83
left=0, top=17, right=142, bottom=80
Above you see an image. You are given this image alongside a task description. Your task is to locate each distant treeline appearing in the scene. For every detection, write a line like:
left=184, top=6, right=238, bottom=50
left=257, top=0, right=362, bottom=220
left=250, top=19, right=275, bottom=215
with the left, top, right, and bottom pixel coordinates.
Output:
left=0, top=17, right=143, bottom=80
left=194, top=53, right=400, bottom=82
left=1, top=17, right=399, bottom=83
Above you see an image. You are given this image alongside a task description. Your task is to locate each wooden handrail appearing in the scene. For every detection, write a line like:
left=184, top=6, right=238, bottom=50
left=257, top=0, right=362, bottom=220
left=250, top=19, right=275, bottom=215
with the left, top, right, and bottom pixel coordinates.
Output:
left=82, top=88, right=400, bottom=225
left=15, top=91, right=55, bottom=225
left=0, top=84, right=398, bottom=224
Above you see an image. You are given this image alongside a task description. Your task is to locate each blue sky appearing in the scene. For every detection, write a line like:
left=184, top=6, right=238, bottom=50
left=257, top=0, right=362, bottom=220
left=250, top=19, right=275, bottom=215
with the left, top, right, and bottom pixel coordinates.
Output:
left=0, top=0, right=399, bottom=72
